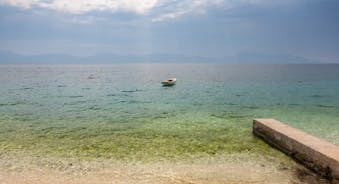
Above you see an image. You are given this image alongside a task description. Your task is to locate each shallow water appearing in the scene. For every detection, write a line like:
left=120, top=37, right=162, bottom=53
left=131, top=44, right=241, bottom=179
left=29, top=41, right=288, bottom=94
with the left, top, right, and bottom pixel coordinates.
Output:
left=0, top=64, right=338, bottom=160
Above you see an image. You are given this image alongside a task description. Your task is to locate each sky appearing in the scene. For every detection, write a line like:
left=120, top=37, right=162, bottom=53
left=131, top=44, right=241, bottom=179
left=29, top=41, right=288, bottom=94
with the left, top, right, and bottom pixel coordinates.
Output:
left=0, top=0, right=339, bottom=63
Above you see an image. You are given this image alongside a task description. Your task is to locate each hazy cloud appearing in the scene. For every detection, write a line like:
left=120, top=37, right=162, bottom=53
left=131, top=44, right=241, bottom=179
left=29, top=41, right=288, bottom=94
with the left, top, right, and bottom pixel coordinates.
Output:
left=0, top=0, right=274, bottom=21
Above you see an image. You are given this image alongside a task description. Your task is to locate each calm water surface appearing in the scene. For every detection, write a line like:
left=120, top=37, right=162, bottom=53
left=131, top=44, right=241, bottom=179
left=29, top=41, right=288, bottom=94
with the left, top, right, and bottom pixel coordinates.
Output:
left=0, top=64, right=338, bottom=160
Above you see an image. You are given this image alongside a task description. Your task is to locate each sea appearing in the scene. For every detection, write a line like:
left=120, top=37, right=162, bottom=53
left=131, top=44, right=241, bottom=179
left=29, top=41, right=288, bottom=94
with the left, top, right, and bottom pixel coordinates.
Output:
left=0, top=64, right=338, bottom=161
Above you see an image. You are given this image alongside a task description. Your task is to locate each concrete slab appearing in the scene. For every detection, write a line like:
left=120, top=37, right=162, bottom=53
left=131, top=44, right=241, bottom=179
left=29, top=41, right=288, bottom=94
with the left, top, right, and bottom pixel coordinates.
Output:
left=253, top=118, right=339, bottom=182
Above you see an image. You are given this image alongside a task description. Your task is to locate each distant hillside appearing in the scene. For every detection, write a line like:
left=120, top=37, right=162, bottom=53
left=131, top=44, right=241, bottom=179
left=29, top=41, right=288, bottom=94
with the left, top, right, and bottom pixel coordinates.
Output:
left=0, top=50, right=318, bottom=64
left=226, top=53, right=318, bottom=64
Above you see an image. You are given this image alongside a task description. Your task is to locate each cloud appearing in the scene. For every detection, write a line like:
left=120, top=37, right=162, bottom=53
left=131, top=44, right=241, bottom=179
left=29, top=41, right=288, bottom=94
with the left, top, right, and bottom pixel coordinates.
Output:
left=0, top=0, right=159, bottom=14
left=0, top=0, right=35, bottom=9
left=0, top=0, right=285, bottom=22
left=151, top=0, right=224, bottom=22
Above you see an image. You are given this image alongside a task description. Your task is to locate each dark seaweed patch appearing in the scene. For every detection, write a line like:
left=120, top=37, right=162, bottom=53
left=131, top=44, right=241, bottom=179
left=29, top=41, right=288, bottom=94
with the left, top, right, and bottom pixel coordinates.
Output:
left=106, top=94, right=116, bottom=96
left=19, top=87, right=34, bottom=90
left=311, top=95, right=326, bottom=98
left=88, top=106, right=101, bottom=110
left=64, top=101, right=87, bottom=105
left=289, top=103, right=300, bottom=106
left=0, top=102, right=25, bottom=106
left=127, top=100, right=151, bottom=104
left=316, top=104, right=336, bottom=108
left=68, top=95, right=84, bottom=98
left=243, top=106, right=259, bottom=109
left=121, top=89, right=142, bottom=93
left=210, top=112, right=251, bottom=119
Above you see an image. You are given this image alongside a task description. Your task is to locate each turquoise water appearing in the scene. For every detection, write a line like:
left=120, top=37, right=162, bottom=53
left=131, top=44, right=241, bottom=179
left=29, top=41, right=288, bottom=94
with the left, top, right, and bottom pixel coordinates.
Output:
left=0, top=64, right=338, bottom=160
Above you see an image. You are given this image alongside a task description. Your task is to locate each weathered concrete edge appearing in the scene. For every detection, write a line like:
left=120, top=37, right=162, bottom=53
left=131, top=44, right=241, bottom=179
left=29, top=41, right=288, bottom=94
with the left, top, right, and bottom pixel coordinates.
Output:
left=253, top=118, right=339, bottom=182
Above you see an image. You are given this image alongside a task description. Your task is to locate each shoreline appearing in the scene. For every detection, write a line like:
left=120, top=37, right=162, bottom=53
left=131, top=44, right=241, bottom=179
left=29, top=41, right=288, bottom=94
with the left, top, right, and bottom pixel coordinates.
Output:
left=0, top=153, right=330, bottom=184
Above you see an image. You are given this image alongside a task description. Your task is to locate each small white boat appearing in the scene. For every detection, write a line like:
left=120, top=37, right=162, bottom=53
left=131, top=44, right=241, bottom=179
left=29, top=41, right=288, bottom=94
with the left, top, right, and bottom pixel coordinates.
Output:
left=161, top=78, right=176, bottom=86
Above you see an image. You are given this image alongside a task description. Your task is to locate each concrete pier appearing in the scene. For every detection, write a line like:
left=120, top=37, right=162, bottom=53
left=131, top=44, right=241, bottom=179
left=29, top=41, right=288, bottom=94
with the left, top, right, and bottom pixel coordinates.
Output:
left=253, top=119, right=339, bottom=182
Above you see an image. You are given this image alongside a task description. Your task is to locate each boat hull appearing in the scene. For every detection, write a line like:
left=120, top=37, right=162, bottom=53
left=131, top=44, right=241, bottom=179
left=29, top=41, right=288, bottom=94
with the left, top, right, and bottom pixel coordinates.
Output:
left=161, top=82, right=176, bottom=86
left=161, top=78, right=176, bottom=86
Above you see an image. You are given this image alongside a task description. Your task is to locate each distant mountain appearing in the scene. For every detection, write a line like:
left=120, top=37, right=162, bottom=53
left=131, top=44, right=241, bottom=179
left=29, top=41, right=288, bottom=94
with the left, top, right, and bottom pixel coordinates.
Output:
left=0, top=50, right=80, bottom=64
left=84, top=53, right=218, bottom=63
left=228, top=53, right=318, bottom=64
left=0, top=50, right=318, bottom=64
left=0, top=50, right=217, bottom=64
